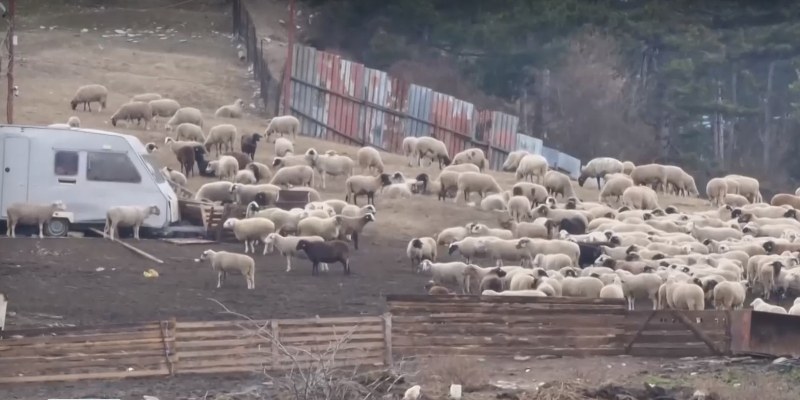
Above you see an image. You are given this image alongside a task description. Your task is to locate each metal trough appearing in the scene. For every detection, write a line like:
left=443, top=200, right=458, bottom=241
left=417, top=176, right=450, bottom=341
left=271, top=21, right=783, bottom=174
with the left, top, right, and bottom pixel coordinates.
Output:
left=730, top=309, right=800, bottom=358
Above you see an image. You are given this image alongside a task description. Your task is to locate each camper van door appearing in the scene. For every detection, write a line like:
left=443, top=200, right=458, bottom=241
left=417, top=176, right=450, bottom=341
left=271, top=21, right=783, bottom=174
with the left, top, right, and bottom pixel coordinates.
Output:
left=1, top=136, right=30, bottom=217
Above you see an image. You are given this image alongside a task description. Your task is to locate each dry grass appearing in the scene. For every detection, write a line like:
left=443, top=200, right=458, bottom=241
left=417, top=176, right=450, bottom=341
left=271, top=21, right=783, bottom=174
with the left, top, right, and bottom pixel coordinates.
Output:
left=415, top=355, right=491, bottom=398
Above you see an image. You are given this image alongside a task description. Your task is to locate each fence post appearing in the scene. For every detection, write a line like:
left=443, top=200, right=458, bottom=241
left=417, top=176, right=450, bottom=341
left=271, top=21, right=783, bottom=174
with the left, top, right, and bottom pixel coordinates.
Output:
left=271, top=320, right=280, bottom=370
left=382, top=312, right=393, bottom=366
left=0, top=293, right=7, bottom=331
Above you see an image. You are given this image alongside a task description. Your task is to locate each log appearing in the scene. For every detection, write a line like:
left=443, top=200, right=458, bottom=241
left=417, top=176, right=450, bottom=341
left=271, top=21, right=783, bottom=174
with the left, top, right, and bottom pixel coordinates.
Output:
left=88, top=228, right=164, bottom=264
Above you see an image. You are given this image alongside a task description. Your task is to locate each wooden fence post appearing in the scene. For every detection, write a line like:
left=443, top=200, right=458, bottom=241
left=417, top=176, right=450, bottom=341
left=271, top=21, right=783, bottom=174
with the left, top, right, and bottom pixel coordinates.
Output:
left=271, top=320, right=280, bottom=370
left=0, top=293, right=7, bottom=331
left=382, top=312, right=393, bottom=366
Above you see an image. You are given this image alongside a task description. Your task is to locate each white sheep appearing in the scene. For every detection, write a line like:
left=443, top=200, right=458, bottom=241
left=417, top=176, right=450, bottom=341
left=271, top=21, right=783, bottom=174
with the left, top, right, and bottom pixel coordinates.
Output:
left=706, top=178, right=729, bottom=206
left=229, top=183, right=280, bottom=206
left=305, top=148, right=355, bottom=189
left=174, top=123, right=205, bottom=143
left=215, top=98, right=245, bottom=118
left=104, top=205, right=160, bottom=240
left=195, top=249, right=255, bottom=290
left=416, top=137, right=451, bottom=168
left=195, top=181, right=234, bottom=203
left=345, top=174, right=392, bottom=205
left=442, top=163, right=481, bottom=174
left=145, top=142, right=158, bottom=153
left=402, top=137, right=419, bottom=167
left=5, top=201, right=67, bottom=238
left=531, top=253, right=573, bottom=270
left=270, top=165, right=315, bottom=187
left=406, top=237, right=437, bottom=272
left=712, top=280, right=747, bottom=310
left=356, top=146, right=385, bottom=174
left=630, top=163, right=668, bottom=192
left=161, top=167, right=188, bottom=186
left=669, top=280, right=706, bottom=311
left=788, top=298, right=800, bottom=315
left=205, top=124, right=238, bottom=155
left=515, top=154, right=548, bottom=183
left=618, top=272, right=663, bottom=310
left=340, top=204, right=376, bottom=218
left=469, top=223, right=514, bottom=240
left=482, top=289, right=547, bottom=297
left=723, top=193, right=750, bottom=208
left=419, top=260, right=470, bottom=294
left=149, top=98, right=181, bottom=125
left=297, top=215, right=342, bottom=240
left=483, top=238, right=532, bottom=267
left=245, top=162, right=273, bottom=183
left=272, top=154, right=310, bottom=169
left=543, top=170, right=577, bottom=199
left=448, top=236, right=496, bottom=264
left=223, top=217, right=276, bottom=254
left=725, top=174, right=762, bottom=203
left=750, top=298, right=787, bottom=314
left=48, top=116, right=81, bottom=129
left=435, top=225, right=471, bottom=246
left=265, top=115, right=300, bottom=140
left=516, top=237, right=581, bottom=266
left=275, top=137, right=294, bottom=157
left=451, top=148, right=487, bottom=171
left=507, top=195, right=532, bottom=222
left=561, top=276, right=604, bottom=298
left=70, top=84, right=107, bottom=111
left=166, top=107, right=204, bottom=131
left=600, top=276, right=625, bottom=299
left=622, top=161, right=635, bottom=174
left=264, top=233, right=327, bottom=272
left=599, top=175, right=634, bottom=204
left=578, top=157, right=624, bottom=189
left=511, top=182, right=549, bottom=205
left=234, top=169, right=257, bottom=184
left=110, top=101, right=153, bottom=129
left=131, top=93, right=162, bottom=102
left=501, top=150, right=529, bottom=172
left=455, top=172, right=502, bottom=203
left=206, top=155, right=240, bottom=181
left=622, top=186, right=660, bottom=210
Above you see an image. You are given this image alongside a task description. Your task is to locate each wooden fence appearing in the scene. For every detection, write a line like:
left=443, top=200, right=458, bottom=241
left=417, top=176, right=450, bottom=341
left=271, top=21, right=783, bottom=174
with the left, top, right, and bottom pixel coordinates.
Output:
left=0, top=316, right=388, bottom=384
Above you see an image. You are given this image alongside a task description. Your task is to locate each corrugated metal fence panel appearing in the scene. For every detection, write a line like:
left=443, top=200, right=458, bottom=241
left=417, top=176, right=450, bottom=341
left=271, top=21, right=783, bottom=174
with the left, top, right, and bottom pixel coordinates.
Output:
left=487, top=148, right=508, bottom=171
left=324, top=55, right=365, bottom=145
left=474, top=110, right=490, bottom=143
left=489, top=112, right=518, bottom=152
left=291, top=45, right=325, bottom=138
left=431, top=92, right=473, bottom=159
left=516, top=134, right=543, bottom=155
left=363, top=69, right=407, bottom=153
left=541, top=146, right=560, bottom=169
left=558, top=153, right=582, bottom=180
left=404, top=84, right=434, bottom=138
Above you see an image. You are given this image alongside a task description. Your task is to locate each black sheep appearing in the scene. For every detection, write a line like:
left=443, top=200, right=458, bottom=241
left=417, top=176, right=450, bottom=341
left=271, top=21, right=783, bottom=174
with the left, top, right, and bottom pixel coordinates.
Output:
left=296, top=239, right=351, bottom=276
left=241, top=132, right=262, bottom=160
left=576, top=241, right=618, bottom=268
left=558, top=216, right=587, bottom=235
left=194, top=146, right=214, bottom=177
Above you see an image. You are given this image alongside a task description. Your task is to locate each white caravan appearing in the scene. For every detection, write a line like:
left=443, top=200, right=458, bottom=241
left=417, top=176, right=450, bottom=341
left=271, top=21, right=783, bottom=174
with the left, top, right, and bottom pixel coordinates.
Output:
left=0, top=125, right=179, bottom=236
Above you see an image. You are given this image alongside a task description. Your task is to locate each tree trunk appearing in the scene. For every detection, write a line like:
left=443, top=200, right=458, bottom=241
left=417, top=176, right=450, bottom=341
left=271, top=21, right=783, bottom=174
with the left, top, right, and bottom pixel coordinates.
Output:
left=714, top=81, right=725, bottom=167
left=762, top=61, right=776, bottom=171
left=728, top=70, right=737, bottom=165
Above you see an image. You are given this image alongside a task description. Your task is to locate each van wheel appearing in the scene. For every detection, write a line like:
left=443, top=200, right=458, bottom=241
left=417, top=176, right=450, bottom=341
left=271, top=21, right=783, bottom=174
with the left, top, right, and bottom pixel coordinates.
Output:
left=44, top=218, right=70, bottom=237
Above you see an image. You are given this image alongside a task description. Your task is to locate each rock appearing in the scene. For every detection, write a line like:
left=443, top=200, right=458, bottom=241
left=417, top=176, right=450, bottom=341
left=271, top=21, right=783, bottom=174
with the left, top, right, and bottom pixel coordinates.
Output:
left=143, top=396, right=160, bottom=400
left=513, top=355, right=530, bottom=361
left=773, top=357, right=788, bottom=365
left=81, top=28, right=89, bottom=33
left=449, top=384, right=462, bottom=399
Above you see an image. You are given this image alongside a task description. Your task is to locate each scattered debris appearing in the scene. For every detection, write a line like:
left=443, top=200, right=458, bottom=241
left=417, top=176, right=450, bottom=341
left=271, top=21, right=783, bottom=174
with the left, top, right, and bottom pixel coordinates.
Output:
left=143, top=269, right=159, bottom=278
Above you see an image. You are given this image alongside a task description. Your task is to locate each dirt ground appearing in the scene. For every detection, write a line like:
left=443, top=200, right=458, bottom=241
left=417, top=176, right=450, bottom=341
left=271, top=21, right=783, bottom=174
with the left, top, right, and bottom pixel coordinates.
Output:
left=0, top=2, right=748, bottom=399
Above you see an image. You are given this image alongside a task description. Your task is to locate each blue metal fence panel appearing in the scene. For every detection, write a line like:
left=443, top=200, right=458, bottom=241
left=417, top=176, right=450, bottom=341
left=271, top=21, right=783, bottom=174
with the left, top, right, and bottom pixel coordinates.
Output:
left=558, top=153, right=582, bottom=180
left=290, top=44, right=326, bottom=138
left=404, top=84, right=434, bottom=137
left=516, top=134, right=543, bottom=155
left=541, top=146, right=560, bottom=168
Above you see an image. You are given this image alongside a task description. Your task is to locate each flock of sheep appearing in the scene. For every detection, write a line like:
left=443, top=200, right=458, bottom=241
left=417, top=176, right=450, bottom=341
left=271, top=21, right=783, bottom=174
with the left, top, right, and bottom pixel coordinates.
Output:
left=9, top=81, right=800, bottom=318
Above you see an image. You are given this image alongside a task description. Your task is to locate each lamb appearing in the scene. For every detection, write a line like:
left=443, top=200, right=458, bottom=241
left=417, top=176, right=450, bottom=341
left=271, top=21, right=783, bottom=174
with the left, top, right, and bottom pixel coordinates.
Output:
left=621, top=161, right=635, bottom=174
left=687, top=222, right=742, bottom=242
left=297, top=215, right=343, bottom=240
left=630, top=163, right=668, bottom=192
left=502, top=150, right=529, bottom=172
left=270, top=165, right=315, bottom=187
left=214, top=98, right=245, bottom=118
left=750, top=298, right=787, bottom=314
left=531, top=253, right=573, bottom=270
left=349, top=146, right=384, bottom=174
left=345, top=174, right=393, bottom=205
left=463, top=265, right=508, bottom=293
left=432, top=170, right=462, bottom=201
left=516, top=237, right=581, bottom=266
left=578, top=157, right=624, bottom=189
left=340, top=204, right=377, bottom=218
left=5, top=201, right=67, bottom=238
left=195, top=250, right=255, bottom=289
left=223, top=217, right=276, bottom=254
left=512, top=182, right=549, bottom=206
left=48, top=116, right=81, bottom=129
left=239, top=133, right=262, bottom=160
left=274, top=137, right=295, bottom=158
left=233, top=168, right=257, bottom=184
left=723, top=193, right=750, bottom=208
left=561, top=276, right=604, bottom=298
left=242, top=162, right=271, bottom=183
left=247, top=203, right=303, bottom=233
left=529, top=205, right=589, bottom=231
left=451, top=148, right=487, bottom=171
left=618, top=272, right=663, bottom=310
left=131, top=93, right=162, bottom=102
left=173, top=123, right=205, bottom=144
left=205, top=124, right=238, bottom=155
left=402, top=137, right=419, bottom=167
left=415, top=136, right=451, bottom=168
left=599, top=175, right=634, bottom=204
left=161, top=167, right=187, bottom=186
left=195, top=181, right=234, bottom=203
left=406, top=237, right=437, bottom=272
left=442, top=163, right=481, bottom=173
left=166, top=107, right=204, bottom=131
left=103, top=205, right=160, bottom=240
left=148, top=98, right=181, bottom=125
left=725, top=174, right=762, bottom=203
left=515, top=154, right=548, bottom=183
left=770, top=193, right=800, bottom=209
left=506, top=195, right=532, bottom=222
left=497, top=216, right=553, bottom=239
left=712, top=280, right=747, bottom=310
left=622, top=186, right=660, bottom=210
left=469, top=223, right=514, bottom=240
left=337, top=214, right=376, bottom=250
left=544, top=170, right=577, bottom=199
left=230, top=183, right=280, bottom=206
left=455, top=172, right=502, bottom=203
left=480, top=192, right=509, bottom=211
left=110, top=101, right=153, bottom=129
left=600, top=276, right=625, bottom=299
left=70, top=84, right=108, bottom=111
left=425, top=281, right=453, bottom=295
left=305, top=148, right=355, bottom=189
left=265, top=115, right=301, bottom=140
left=296, top=239, right=351, bottom=276
left=419, top=260, right=470, bottom=293
left=206, top=155, right=240, bottom=181
left=435, top=225, right=472, bottom=246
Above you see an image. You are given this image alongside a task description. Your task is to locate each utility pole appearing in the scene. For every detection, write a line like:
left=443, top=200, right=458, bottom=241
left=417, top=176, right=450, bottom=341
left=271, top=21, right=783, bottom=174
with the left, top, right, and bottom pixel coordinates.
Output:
left=282, top=0, right=295, bottom=115
left=6, top=0, right=14, bottom=124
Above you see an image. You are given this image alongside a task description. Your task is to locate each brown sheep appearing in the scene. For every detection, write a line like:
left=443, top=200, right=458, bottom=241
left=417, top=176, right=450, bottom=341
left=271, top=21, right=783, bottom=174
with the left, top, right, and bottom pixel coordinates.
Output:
left=223, top=151, right=253, bottom=170
left=175, top=146, right=196, bottom=177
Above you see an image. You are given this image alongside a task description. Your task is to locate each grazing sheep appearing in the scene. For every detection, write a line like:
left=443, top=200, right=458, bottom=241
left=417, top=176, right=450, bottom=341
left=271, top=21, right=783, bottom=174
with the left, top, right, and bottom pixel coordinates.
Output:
left=272, top=154, right=310, bottom=169
left=131, top=93, right=162, bottom=102
left=455, top=172, right=502, bottom=202
left=515, top=154, right=548, bottom=183
left=104, top=205, right=160, bottom=240
left=195, top=181, right=235, bottom=203
left=195, top=249, right=255, bottom=289
left=480, top=192, right=509, bottom=211
left=305, top=148, right=355, bottom=189
left=402, top=137, right=419, bottom=167
left=223, top=217, right=276, bottom=254
left=70, top=84, right=108, bottom=111
left=451, top=148, right=487, bottom=171
left=443, top=163, right=481, bottom=174
left=223, top=151, right=253, bottom=170
left=725, top=174, right=762, bottom=203
left=166, top=107, right=204, bottom=131
left=5, top=201, right=67, bottom=238
left=512, top=182, right=549, bottom=206
left=270, top=165, right=315, bottom=188
left=507, top=195, right=532, bottom=222
left=622, top=186, right=660, bottom=210
left=110, top=101, right=153, bottom=129
left=622, top=161, right=635, bottom=174
left=544, top=170, right=577, bottom=199
left=416, top=136, right=451, bottom=169
left=345, top=174, right=393, bottom=205
left=265, top=115, right=301, bottom=140
left=578, top=157, right=624, bottom=189
left=204, top=124, right=238, bottom=155
left=161, top=167, right=187, bottom=186
left=214, top=98, right=245, bottom=118
left=502, top=150, right=529, bottom=172
left=296, top=240, right=351, bottom=275
left=599, top=175, right=634, bottom=204
left=771, top=193, right=800, bottom=209
left=173, top=123, right=205, bottom=144
left=630, top=163, right=668, bottom=192
left=750, top=298, right=787, bottom=314
left=723, top=193, right=750, bottom=208
left=356, top=146, right=385, bottom=174
left=148, top=98, right=180, bottom=120
left=264, top=233, right=326, bottom=272
left=239, top=133, right=262, bottom=160
left=406, top=237, right=437, bottom=272
left=206, top=155, right=240, bottom=181
left=337, top=213, right=376, bottom=250
left=243, top=163, right=271, bottom=184
left=274, top=137, right=294, bottom=158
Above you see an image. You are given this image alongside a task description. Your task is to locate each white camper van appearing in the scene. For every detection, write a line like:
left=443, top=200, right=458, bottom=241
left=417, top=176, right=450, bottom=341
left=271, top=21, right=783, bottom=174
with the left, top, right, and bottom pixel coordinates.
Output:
left=0, top=125, right=179, bottom=236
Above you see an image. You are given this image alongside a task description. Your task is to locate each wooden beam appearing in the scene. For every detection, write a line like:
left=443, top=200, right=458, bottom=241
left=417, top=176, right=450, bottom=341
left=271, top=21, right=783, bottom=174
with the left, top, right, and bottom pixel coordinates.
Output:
left=671, top=310, right=722, bottom=356
left=88, top=228, right=164, bottom=264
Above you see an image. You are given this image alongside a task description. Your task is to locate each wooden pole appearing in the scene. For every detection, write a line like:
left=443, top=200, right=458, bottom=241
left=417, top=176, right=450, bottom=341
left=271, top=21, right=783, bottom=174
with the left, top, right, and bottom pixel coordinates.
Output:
left=88, top=228, right=165, bottom=264
left=0, top=292, right=8, bottom=331
left=281, top=0, right=295, bottom=114
left=6, top=0, right=14, bottom=124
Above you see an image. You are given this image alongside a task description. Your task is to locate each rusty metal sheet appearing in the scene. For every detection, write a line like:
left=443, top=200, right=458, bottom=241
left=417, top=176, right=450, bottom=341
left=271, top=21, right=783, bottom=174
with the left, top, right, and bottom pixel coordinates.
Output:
left=558, top=152, right=582, bottom=180
left=487, top=148, right=508, bottom=171
left=431, top=92, right=473, bottom=159
left=290, top=45, right=325, bottom=138
left=731, top=310, right=800, bottom=358
left=404, top=84, right=433, bottom=138
left=363, top=69, right=407, bottom=152
left=516, top=133, right=543, bottom=155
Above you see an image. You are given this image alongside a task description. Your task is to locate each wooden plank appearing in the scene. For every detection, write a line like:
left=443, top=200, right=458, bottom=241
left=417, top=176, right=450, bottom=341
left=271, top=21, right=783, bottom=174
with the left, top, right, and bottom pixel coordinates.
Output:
left=0, top=338, right=169, bottom=357
left=178, top=356, right=384, bottom=375
left=385, top=295, right=626, bottom=305
left=1, top=321, right=162, bottom=338
left=671, top=310, right=723, bottom=355
left=279, top=333, right=384, bottom=344
left=391, top=314, right=626, bottom=326
left=382, top=312, right=392, bottom=366
left=391, top=346, right=622, bottom=357
left=87, top=228, right=164, bottom=264
left=0, top=367, right=169, bottom=384
left=392, top=334, right=617, bottom=348
left=388, top=304, right=628, bottom=315
left=161, top=238, right=216, bottom=245
left=176, top=316, right=381, bottom=329
left=0, top=329, right=162, bottom=346
left=393, top=325, right=626, bottom=337
left=0, top=355, right=168, bottom=375
left=0, top=349, right=166, bottom=365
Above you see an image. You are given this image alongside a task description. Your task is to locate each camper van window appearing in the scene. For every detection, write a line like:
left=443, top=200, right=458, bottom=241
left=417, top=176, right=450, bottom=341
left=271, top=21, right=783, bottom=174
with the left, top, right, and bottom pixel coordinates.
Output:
left=54, top=151, right=79, bottom=176
left=86, top=151, right=142, bottom=183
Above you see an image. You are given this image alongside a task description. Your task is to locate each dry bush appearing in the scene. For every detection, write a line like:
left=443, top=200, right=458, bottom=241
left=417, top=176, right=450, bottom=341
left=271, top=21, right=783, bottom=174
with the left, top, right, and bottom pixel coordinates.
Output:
left=417, top=355, right=490, bottom=397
